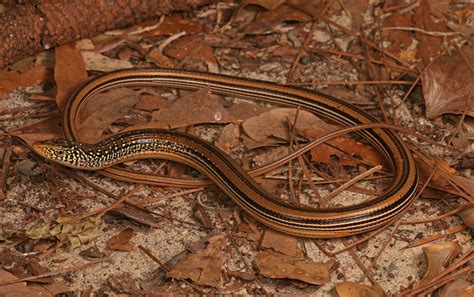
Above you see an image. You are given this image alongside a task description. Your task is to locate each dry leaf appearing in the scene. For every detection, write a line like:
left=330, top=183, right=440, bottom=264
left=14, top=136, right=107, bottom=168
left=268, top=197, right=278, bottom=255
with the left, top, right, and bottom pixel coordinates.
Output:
left=440, top=279, right=473, bottom=297
left=0, top=269, right=53, bottom=297
left=142, top=88, right=236, bottom=129
left=164, top=35, right=218, bottom=72
left=215, top=123, right=241, bottom=153
left=76, top=88, right=139, bottom=142
left=255, top=251, right=330, bottom=285
left=242, top=108, right=340, bottom=146
left=305, top=129, right=387, bottom=168
left=381, top=12, right=414, bottom=55
left=226, top=101, right=271, bottom=120
left=245, top=4, right=311, bottom=34
left=260, top=229, right=298, bottom=257
left=146, top=15, right=203, bottom=36
left=54, top=42, right=88, bottom=111
left=106, top=228, right=135, bottom=252
left=0, top=66, right=54, bottom=97
left=167, top=234, right=226, bottom=288
left=414, top=1, right=451, bottom=64
left=421, top=241, right=461, bottom=283
left=81, top=51, right=133, bottom=72
left=335, top=281, right=383, bottom=297
left=421, top=45, right=474, bottom=118
left=458, top=204, right=474, bottom=229
left=135, top=94, right=169, bottom=111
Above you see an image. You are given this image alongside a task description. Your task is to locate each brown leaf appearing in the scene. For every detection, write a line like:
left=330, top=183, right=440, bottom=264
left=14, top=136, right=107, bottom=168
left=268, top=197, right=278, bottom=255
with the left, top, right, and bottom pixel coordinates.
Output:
left=335, top=281, right=383, bottom=297
left=167, top=234, right=226, bottom=288
left=260, top=229, right=298, bottom=256
left=76, top=88, right=139, bottom=143
left=81, top=51, right=133, bottom=72
left=0, top=66, right=53, bottom=97
left=215, top=124, right=241, bottom=153
left=54, top=42, right=88, bottom=111
left=226, top=101, right=271, bottom=120
left=421, top=241, right=461, bottom=283
left=135, top=94, right=169, bottom=111
left=106, top=228, right=134, bottom=252
left=305, top=129, right=387, bottom=168
left=0, top=269, right=53, bottom=297
left=245, top=4, right=311, bottom=34
left=340, top=0, right=369, bottom=26
left=146, top=15, right=203, bottom=36
left=458, top=204, right=474, bottom=229
left=286, top=0, right=325, bottom=18
left=164, top=35, right=218, bottom=71
left=421, top=45, right=474, bottom=118
left=139, top=88, right=236, bottom=129
left=242, top=108, right=340, bottom=146
left=255, top=251, right=330, bottom=285
left=381, top=12, right=414, bottom=55
left=440, top=279, right=473, bottom=297
left=415, top=1, right=452, bottom=64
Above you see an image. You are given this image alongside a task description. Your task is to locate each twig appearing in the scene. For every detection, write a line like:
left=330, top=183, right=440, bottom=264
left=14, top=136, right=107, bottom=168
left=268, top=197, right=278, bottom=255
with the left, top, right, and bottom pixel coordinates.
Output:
left=403, top=225, right=467, bottom=249
left=324, top=165, right=382, bottom=201
left=381, top=27, right=459, bottom=37
left=0, top=260, right=104, bottom=286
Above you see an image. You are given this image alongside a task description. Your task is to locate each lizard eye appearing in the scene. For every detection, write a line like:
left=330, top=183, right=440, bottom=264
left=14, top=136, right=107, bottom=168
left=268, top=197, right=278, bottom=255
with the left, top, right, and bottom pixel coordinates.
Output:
left=56, top=150, right=64, bottom=156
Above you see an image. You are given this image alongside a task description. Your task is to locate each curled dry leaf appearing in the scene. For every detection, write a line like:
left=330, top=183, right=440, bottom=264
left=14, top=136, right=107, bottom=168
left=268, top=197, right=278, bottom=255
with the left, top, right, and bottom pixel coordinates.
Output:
left=215, top=123, right=241, bottom=153
left=76, top=88, right=139, bottom=143
left=334, top=281, right=383, bottom=297
left=421, top=241, right=461, bottom=283
left=242, top=108, right=340, bottom=146
left=421, top=45, right=474, bottom=118
left=106, top=228, right=135, bottom=252
left=255, top=251, right=330, bottom=285
left=54, top=42, right=88, bottom=111
left=0, top=66, right=53, bottom=97
left=167, top=234, right=226, bottom=288
left=260, top=229, right=298, bottom=257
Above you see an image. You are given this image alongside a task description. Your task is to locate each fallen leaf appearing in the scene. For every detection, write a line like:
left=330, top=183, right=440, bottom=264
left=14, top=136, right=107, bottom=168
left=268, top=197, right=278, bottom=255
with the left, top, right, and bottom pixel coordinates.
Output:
left=137, top=88, right=236, bottom=129
left=54, top=42, right=88, bottom=111
left=440, top=279, right=473, bottom=297
left=135, top=93, right=169, bottom=111
left=421, top=45, right=474, bottom=118
left=0, top=66, right=54, bottom=97
left=381, top=12, right=415, bottom=55
left=421, top=241, right=461, bottom=283
left=335, top=281, right=383, bottom=297
left=244, top=4, right=311, bottom=34
left=146, top=15, right=203, bottom=36
left=242, top=108, right=340, bottom=146
left=0, top=269, right=53, bottom=297
left=215, top=123, right=241, bottom=153
left=106, top=228, right=135, bottom=252
left=76, top=88, right=139, bottom=142
left=458, top=204, right=474, bottom=229
left=340, top=0, right=369, bottom=26
left=255, top=250, right=330, bottom=285
left=414, top=1, right=452, bottom=64
left=81, top=51, right=133, bottom=72
left=164, top=35, right=219, bottom=72
left=167, top=234, right=226, bottom=287
left=305, top=129, right=387, bottom=168
left=260, top=229, right=298, bottom=256
left=226, top=101, right=271, bottom=120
